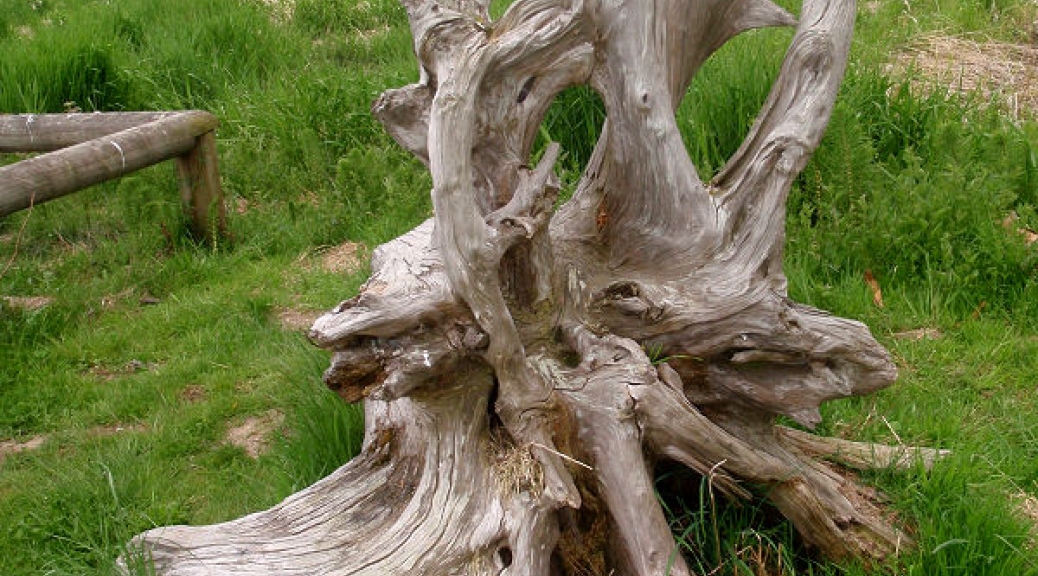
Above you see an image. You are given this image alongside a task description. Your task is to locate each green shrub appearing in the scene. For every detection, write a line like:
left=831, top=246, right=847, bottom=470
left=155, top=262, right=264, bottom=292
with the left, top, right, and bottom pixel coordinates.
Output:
left=790, top=71, right=1038, bottom=316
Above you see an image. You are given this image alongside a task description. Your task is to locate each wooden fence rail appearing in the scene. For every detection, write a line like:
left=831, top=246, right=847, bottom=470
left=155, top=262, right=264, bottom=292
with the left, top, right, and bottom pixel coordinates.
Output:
left=0, top=111, right=227, bottom=241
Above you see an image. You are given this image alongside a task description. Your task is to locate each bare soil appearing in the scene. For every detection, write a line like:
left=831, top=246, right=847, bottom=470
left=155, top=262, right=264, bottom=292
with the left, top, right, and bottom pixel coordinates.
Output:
left=275, top=307, right=322, bottom=331
left=0, top=423, right=147, bottom=461
left=179, top=384, right=208, bottom=404
left=224, top=409, right=285, bottom=459
left=319, top=240, right=366, bottom=274
left=0, top=436, right=47, bottom=461
left=2, top=295, right=54, bottom=311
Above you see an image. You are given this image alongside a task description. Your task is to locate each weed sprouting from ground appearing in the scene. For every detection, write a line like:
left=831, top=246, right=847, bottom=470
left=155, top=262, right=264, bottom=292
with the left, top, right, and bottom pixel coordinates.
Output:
left=657, top=464, right=816, bottom=576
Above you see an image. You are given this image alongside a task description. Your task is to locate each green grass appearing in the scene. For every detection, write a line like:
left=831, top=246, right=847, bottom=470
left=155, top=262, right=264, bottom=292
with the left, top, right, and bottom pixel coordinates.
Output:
left=0, top=0, right=417, bottom=572
left=2, top=0, right=1038, bottom=574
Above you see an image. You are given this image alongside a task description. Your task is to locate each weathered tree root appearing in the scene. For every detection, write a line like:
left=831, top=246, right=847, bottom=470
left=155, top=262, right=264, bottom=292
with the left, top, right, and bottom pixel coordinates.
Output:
left=122, top=0, right=948, bottom=573
left=123, top=371, right=563, bottom=576
left=123, top=221, right=944, bottom=575
left=776, top=425, right=951, bottom=472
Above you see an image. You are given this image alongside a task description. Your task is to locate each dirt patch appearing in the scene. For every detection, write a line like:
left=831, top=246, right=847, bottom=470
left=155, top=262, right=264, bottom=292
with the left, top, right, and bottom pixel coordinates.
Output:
left=224, top=410, right=285, bottom=459
left=89, top=422, right=148, bottom=438
left=0, top=423, right=145, bottom=461
left=275, top=307, right=322, bottom=332
left=87, top=360, right=154, bottom=381
left=2, top=295, right=54, bottom=311
left=320, top=241, right=366, bottom=274
left=0, top=436, right=47, bottom=461
left=891, top=34, right=1038, bottom=119
left=180, top=384, right=207, bottom=404
left=278, top=242, right=367, bottom=302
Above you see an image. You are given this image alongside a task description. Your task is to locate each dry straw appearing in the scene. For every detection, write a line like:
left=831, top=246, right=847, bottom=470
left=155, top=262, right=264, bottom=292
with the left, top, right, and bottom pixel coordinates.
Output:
left=890, top=33, right=1038, bottom=120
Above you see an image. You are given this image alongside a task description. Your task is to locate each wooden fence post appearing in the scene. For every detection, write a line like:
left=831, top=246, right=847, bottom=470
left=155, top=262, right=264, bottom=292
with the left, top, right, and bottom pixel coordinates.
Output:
left=175, top=131, right=227, bottom=242
left=0, top=111, right=227, bottom=242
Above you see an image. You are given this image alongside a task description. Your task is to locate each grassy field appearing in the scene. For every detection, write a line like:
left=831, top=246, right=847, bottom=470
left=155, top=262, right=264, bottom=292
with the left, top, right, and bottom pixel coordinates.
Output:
left=1, top=0, right=1037, bottom=574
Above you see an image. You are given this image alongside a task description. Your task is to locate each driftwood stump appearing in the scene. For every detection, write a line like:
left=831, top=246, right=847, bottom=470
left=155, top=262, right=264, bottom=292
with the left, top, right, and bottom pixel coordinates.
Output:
left=123, top=0, right=945, bottom=574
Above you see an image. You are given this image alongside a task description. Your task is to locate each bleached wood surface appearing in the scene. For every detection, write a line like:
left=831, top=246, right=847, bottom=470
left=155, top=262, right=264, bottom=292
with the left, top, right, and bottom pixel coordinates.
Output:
left=123, top=0, right=944, bottom=574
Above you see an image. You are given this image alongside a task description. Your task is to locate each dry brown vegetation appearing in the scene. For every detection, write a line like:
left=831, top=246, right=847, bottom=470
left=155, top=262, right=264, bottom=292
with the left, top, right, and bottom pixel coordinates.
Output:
left=891, top=33, right=1038, bottom=119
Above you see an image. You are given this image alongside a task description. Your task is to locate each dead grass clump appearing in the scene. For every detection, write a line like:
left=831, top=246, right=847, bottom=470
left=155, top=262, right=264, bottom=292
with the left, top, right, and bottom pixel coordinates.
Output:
left=89, top=422, right=147, bottom=438
left=891, top=34, right=1038, bottom=120
left=356, top=24, right=391, bottom=42
left=87, top=360, right=154, bottom=381
left=731, top=530, right=790, bottom=576
left=1015, top=491, right=1038, bottom=522
left=1013, top=491, right=1038, bottom=549
left=893, top=327, right=943, bottom=341
left=490, top=437, right=544, bottom=498
left=257, top=0, right=295, bottom=23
